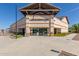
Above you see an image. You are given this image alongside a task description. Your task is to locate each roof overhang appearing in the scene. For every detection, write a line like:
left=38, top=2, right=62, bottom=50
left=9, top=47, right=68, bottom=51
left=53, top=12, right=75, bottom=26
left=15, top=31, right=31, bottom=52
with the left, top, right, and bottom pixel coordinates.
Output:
left=20, top=3, right=60, bottom=15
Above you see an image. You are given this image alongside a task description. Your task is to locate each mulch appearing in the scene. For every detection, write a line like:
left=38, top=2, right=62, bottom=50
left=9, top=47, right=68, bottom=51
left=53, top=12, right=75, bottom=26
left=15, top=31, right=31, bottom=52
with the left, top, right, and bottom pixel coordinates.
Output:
left=72, top=34, right=79, bottom=41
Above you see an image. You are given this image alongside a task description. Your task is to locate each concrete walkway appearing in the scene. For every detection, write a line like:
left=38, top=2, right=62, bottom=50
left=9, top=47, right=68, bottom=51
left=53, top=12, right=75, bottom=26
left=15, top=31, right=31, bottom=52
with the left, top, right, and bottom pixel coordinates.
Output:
left=0, top=33, right=78, bottom=56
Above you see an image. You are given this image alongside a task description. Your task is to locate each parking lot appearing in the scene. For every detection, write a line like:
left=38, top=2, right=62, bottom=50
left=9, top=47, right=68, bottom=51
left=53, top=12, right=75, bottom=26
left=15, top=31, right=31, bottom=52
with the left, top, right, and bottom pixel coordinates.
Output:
left=0, top=33, right=78, bottom=56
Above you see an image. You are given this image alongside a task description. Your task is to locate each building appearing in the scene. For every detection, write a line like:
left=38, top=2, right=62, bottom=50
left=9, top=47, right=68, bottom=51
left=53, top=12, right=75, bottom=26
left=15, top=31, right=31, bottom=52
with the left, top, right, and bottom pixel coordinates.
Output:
left=10, top=3, right=69, bottom=36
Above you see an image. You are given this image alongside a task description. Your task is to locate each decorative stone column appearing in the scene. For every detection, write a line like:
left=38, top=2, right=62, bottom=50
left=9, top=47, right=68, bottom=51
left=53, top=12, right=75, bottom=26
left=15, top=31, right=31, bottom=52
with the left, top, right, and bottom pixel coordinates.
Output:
left=25, top=27, right=30, bottom=36
left=48, top=27, right=54, bottom=35
left=25, top=15, right=31, bottom=36
left=48, top=16, right=55, bottom=36
left=50, top=27, right=54, bottom=34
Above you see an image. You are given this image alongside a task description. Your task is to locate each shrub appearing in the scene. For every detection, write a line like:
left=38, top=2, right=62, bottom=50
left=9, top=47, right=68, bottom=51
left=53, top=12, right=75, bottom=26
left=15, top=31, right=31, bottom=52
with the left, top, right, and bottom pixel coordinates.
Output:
left=16, top=34, right=23, bottom=39
left=48, top=33, right=69, bottom=37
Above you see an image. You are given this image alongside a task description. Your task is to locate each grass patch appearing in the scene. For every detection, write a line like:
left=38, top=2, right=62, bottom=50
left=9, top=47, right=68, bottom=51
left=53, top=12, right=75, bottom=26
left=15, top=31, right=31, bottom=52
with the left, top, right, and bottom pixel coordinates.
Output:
left=48, top=33, right=69, bottom=37
left=16, top=34, right=23, bottom=39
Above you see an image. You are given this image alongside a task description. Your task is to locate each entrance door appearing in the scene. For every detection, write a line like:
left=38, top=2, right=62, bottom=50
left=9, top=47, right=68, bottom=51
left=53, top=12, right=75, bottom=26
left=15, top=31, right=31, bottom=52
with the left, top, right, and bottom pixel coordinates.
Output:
left=22, top=28, right=25, bottom=36
left=31, top=28, right=47, bottom=36
left=32, top=28, right=39, bottom=36
left=39, top=28, right=47, bottom=36
left=54, top=28, right=61, bottom=34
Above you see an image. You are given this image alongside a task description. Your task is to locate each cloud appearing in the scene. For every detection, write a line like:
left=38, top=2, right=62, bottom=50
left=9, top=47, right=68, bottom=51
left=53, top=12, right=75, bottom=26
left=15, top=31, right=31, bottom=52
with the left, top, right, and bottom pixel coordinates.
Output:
left=63, top=7, right=79, bottom=14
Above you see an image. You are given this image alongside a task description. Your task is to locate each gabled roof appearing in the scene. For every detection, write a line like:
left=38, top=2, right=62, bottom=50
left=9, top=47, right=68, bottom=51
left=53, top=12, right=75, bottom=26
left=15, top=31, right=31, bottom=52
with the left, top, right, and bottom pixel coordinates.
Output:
left=20, top=3, right=60, bottom=15
left=56, top=16, right=64, bottom=20
left=20, top=3, right=60, bottom=10
left=55, top=16, right=69, bottom=24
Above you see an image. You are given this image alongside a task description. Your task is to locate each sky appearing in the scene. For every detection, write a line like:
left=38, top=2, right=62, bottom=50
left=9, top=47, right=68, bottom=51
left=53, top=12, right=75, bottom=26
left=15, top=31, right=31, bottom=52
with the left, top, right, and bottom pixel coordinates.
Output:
left=0, top=3, right=79, bottom=29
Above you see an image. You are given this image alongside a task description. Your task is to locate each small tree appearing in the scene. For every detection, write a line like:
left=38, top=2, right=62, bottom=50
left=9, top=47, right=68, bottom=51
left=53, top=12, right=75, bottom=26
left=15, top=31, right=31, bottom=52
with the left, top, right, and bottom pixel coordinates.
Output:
left=69, top=23, right=79, bottom=33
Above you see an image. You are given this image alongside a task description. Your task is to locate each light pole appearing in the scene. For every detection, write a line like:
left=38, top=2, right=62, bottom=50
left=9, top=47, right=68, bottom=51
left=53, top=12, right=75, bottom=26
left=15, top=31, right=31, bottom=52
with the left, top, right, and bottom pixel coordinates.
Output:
left=15, top=4, right=17, bottom=39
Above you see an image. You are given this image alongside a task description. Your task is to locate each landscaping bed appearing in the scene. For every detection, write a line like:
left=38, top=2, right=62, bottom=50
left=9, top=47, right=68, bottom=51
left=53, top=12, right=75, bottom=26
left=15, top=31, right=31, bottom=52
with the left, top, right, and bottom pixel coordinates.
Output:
left=48, top=33, right=70, bottom=37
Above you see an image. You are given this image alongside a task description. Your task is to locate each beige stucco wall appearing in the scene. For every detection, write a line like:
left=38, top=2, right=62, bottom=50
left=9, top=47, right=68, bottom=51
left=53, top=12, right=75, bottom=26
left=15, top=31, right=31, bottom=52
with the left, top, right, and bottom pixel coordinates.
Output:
left=53, top=17, right=68, bottom=33
left=17, top=17, right=26, bottom=28
left=10, top=17, right=26, bottom=32
left=10, top=15, right=69, bottom=35
left=27, top=15, right=52, bottom=20
left=10, top=24, right=16, bottom=32
left=53, top=17, right=68, bottom=28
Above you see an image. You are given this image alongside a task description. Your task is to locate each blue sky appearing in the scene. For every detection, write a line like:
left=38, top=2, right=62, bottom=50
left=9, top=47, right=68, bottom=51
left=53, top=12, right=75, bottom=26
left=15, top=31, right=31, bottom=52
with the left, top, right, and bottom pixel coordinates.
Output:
left=0, top=3, right=79, bottom=29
